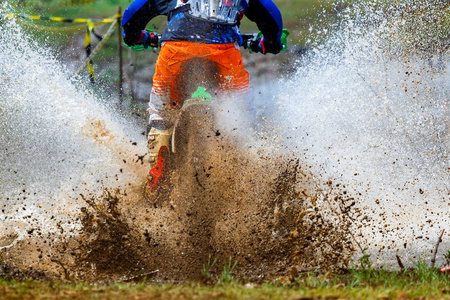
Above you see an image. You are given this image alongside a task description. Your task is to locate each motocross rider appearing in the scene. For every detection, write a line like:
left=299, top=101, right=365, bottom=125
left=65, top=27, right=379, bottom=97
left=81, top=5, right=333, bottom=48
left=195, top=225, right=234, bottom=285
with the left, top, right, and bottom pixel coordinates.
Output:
left=122, top=0, right=285, bottom=199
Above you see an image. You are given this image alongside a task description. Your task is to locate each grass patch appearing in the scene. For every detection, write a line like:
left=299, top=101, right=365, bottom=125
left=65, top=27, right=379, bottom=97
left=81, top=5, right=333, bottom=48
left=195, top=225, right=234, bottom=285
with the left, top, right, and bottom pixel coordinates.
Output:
left=3, top=249, right=449, bottom=299
left=218, top=257, right=238, bottom=285
left=1, top=266, right=450, bottom=299
left=201, top=256, right=239, bottom=285
left=1, top=252, right=450, bottom=298
left=201, top=255, right=217, bottom=282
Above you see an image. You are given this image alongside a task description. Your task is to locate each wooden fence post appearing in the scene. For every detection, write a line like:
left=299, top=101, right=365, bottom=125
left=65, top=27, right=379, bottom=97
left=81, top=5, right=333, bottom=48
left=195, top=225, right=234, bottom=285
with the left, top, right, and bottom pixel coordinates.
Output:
left=117, top=6, right=123, bottom=102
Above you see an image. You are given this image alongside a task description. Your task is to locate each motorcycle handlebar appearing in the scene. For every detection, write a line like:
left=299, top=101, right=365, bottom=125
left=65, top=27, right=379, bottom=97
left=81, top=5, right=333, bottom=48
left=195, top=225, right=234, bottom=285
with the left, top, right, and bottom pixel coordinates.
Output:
left=126, top=30, right=262, bottom=53
left=240, top=33, right=262, bottom=53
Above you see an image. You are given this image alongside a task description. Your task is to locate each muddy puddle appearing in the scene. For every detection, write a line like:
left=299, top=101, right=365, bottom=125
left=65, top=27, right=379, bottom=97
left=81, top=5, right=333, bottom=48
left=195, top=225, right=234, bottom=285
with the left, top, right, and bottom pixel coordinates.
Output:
left=1, top=99, right=356, bottom=283
left=1, top=1, right=449, bottom=283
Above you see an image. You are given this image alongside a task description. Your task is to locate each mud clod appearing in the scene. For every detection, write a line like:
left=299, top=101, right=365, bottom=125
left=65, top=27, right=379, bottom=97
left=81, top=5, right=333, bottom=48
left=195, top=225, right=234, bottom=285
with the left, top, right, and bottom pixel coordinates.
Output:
left=75, top=190, right=153, bottom=282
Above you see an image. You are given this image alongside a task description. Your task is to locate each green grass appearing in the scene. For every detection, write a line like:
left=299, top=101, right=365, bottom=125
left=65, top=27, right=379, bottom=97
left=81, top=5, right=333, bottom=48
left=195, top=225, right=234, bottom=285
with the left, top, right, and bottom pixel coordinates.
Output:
left=1, top=266, right=450, bottom=299
left=201, top=255, right=218, bottom=282
left=1, top=252, right=450, bottom=298
left=445, top=251, right=450, bottom=266
left=218, top=257, right=238, bottom=285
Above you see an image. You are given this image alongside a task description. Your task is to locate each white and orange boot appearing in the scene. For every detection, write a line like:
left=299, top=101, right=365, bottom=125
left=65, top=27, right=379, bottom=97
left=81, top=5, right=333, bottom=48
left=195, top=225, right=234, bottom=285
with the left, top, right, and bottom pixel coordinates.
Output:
left=145, top=126, right=173, bottom=200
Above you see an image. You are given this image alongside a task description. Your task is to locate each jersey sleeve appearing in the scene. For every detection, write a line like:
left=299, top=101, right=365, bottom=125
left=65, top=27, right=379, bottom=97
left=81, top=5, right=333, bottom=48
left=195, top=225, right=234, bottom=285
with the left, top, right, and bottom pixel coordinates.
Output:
left=244, top=0, right=283, bottom=47
left=122, top=0, right=169, bottom=46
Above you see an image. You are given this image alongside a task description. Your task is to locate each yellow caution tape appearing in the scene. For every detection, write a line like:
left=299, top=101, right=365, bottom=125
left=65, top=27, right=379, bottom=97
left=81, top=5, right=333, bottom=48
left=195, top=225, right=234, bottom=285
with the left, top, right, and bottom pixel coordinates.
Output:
left=15, top=17, right=88, bottom=33
left=85, top=20, right=95, bottom=81
left=60, top=0, right=103, bottom=7
left=4, top=10, right=122, bottom=83
left=16, top=0, right=103, bottom=8
left=6, top=13, right=116, bottom=24
left=75, top=18, right=118, bottom=79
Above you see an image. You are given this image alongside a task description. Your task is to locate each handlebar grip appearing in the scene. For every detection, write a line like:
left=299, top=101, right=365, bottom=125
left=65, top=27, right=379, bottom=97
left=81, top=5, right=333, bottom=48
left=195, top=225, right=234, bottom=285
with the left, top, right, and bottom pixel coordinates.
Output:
left=125, top=29, right=160, bottom=52
left=146, top=34, right=160, bottom=49
left=241, top=33, right=262, bottom=53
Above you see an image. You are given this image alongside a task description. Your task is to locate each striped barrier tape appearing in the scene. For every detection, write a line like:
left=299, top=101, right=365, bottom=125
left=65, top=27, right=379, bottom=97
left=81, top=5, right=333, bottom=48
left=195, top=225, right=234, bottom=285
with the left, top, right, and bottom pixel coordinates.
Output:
left=4, top=12, right=121, bottom=83
left=5, top=13, right=118, bottom=24
left=16, top=0, right=103, bottom=8
left=14, top=17, right=89, bottom=33
left=74, top=18, right=118, bottom=80
left=85, top=20, right=98, bottom=82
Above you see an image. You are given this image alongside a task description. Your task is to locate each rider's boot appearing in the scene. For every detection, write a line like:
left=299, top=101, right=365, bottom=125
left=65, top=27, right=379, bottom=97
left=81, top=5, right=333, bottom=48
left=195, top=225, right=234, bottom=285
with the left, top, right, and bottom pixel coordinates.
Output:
left=145, top=125, right=173, bottom=200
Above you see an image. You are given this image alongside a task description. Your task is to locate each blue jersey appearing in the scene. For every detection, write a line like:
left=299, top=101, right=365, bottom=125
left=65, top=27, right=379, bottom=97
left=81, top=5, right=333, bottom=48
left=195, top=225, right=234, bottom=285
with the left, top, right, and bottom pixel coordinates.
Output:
left=122, top=0, right=283, bottom=47
left=161, top=11, right=242, bottom=44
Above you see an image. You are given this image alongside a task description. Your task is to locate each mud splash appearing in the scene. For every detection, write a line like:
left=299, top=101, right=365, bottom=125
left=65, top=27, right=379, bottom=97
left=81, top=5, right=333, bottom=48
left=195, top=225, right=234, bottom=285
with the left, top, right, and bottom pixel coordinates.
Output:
left=0, top=2, right=356, bottom=281
left=61, top=101, right=355, bottom=283
left=1, top=0, right=448, bottom=283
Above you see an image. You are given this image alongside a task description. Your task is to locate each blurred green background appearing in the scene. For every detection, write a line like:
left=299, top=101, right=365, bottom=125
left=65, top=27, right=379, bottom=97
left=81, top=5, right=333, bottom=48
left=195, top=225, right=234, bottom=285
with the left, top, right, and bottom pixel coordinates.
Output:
left=11, top=0, right=340, bottom=46
left=6, top=0, right=345, bottom=103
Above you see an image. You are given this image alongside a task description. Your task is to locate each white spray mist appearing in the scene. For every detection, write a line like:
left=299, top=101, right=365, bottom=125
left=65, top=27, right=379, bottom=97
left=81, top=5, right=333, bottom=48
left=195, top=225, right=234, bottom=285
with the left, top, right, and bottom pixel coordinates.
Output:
left=270, top=1, right=449, bottom=266
left=0, top=5, right=147, bottom=248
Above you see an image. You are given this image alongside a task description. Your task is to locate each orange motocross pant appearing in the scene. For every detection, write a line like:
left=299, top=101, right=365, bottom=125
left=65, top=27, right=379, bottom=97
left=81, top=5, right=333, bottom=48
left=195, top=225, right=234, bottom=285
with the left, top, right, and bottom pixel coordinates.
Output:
left=149, top=41, right=252, bottom=126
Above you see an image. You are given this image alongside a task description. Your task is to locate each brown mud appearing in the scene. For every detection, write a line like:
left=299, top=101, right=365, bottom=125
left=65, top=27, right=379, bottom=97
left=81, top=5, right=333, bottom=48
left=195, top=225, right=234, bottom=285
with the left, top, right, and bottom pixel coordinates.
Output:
left=0, top=105, right=359, bottom=283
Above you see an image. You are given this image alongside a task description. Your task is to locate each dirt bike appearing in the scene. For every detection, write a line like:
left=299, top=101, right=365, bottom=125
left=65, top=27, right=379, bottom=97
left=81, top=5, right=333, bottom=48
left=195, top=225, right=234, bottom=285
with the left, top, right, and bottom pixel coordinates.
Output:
left=126, top=29, right=290, bottom=202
